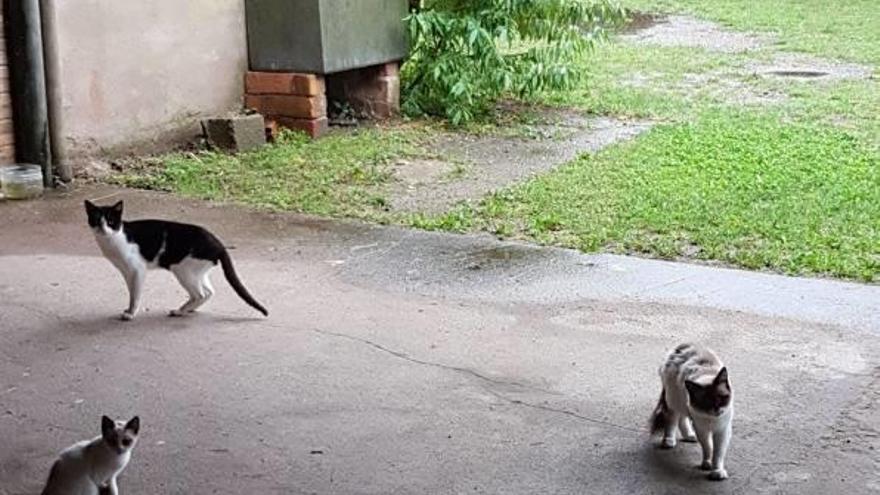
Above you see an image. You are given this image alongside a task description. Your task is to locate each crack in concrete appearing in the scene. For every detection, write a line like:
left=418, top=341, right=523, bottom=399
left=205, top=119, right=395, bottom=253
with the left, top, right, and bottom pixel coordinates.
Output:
left=311, top=328, right=557, bottom=396
left=482, top=388, right=644, bottom=434
left=310, top=328, right=645, bottom=434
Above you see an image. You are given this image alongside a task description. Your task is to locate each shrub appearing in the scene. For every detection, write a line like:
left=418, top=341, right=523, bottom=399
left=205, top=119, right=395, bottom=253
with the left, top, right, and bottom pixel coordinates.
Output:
left=402, top=0, right=625, bottom=124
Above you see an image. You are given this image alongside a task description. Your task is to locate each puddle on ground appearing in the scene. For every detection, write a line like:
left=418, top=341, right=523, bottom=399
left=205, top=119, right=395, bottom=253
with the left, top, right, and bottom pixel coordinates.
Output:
left=765, top=69, right=830, bottom=78
left=337, top=234, right=571, bottom=295
left=752, top=53, right=872, bottom=82
left=464, top=246, right=534, bottom=268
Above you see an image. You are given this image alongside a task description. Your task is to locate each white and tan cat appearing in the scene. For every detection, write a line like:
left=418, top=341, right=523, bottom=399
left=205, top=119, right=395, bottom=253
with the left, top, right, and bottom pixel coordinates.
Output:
left=41, top=416, right=140, bottom=495
left=650, top=343, right=734, bottom=481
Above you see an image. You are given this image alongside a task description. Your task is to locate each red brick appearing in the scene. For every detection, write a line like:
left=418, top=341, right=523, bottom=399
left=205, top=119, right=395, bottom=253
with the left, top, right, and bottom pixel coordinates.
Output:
left=351, top=79, right=399, bottom=119
left=245, top=71, right=324, bottom=96
left=325, top=63, right=400, bottom=120
left=264, top=119, right=280, bottom=142
left=369, top=101, right=396, bottom=120
left=0, top=143, right=14, bottom=162
left=245, top=94, right=327, bottom=119
left=377, top=62, right=399, bottom=78
left=0, top=119, right=15, bottom=146
left=271, top=117, right=328, bottom=138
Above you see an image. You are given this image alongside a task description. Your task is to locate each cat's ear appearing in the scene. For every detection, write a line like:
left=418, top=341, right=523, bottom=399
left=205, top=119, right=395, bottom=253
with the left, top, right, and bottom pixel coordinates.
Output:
left=684, top=380, right=701, bottom=398
left=111, top=200, right=124, bottom=215
left=101, top=416, right=115, bottom=438
left=714, top=367, right=731, bottom=395
left=125, top=416, right=140, bottom=435
left=714, top=367, right=729, bottom=386
left=84, top=200, right=96, bottom=212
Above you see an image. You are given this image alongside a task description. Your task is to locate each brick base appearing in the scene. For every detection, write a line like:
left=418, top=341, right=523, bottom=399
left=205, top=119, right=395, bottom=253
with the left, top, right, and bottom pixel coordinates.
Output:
left=243, top=63, right=400, bottom=138
left=268, top=117, right=329, bottom=139
left=246, top=72, right=324, bottom=96
left=244, top=94, right=327, bottom=120
left=244, top=71, right=329, bottom=138
left=326, top=62, right=400, bottom=119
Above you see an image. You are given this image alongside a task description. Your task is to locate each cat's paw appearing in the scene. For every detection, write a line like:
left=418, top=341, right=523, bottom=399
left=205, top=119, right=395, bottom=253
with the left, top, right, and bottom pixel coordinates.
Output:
left=680, top=435, right=697, bottom=443
left=708, top=469, right=729, bottom=481
left=120, top=311, right=134, bottom=321
left=699, top=460, right=712, bottom=471
left=168, top=309, right=185, bottom=317
left=659, top=437, right=676, bottom=449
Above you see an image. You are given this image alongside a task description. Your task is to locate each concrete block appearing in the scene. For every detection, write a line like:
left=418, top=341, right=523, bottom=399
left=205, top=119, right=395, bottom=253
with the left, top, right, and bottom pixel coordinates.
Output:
left=202, top=113, right=266, bottom=152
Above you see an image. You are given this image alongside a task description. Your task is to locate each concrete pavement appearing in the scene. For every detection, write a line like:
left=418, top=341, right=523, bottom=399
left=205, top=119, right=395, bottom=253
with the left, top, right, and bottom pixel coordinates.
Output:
left=1, top=185, right=878, bottom=494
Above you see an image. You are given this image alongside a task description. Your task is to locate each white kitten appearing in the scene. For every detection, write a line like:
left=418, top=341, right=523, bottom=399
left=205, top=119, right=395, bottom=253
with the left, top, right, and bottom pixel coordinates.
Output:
left=41, top=416, right=140, bottom=495
left=650, top=343, right=733, bottom=481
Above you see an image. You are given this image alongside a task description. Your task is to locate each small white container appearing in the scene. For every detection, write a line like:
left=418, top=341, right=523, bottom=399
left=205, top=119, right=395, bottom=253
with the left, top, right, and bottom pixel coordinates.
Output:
left=1, top=164, right=44, bottom=200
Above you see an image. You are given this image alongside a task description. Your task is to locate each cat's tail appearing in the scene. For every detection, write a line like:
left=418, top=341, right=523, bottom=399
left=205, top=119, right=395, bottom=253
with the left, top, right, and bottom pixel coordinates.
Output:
left=219, top=250, right=269, bottom=316
left=649, top=388, right=671, bottom=435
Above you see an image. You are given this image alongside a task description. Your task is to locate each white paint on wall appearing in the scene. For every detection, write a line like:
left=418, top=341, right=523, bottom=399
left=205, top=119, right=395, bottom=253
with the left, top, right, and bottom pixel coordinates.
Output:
left=54, top=0, right=247, bottom=156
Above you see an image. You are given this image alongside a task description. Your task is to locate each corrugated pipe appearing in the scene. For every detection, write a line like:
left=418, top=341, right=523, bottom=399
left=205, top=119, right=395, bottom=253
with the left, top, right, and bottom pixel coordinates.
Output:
left=39, top=0, right=69, bottom=183
left=5, top=0, right=52, bottom=186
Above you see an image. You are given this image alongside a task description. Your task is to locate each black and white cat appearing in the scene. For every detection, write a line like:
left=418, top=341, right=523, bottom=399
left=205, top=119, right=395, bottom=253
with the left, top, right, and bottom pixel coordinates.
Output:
left=41, top=416, right=140, bottom=495
left=650, top=343, right=734, bottom=481
left=85, top=200, right=268, bottom=320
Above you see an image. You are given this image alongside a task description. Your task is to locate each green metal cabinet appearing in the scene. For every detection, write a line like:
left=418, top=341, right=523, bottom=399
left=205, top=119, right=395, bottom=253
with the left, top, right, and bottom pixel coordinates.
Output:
left=246, top=0, right=409, bottom=74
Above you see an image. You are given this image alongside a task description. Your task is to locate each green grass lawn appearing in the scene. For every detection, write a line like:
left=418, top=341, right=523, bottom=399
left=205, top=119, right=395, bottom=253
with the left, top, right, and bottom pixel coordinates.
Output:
left=114, top=0, right=879, bottom=282
left=414, top=0, right=879, bottom=281
left=625, top=0, right=880, bottom=66
left=420, top=111, right=879, bottom=280
left=112, top=127, right=428, bottom=217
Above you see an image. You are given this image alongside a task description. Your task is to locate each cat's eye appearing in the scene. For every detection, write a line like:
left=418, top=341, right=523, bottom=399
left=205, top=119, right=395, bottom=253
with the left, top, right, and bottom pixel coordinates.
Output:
left=122, top=438, right=132, bottom=447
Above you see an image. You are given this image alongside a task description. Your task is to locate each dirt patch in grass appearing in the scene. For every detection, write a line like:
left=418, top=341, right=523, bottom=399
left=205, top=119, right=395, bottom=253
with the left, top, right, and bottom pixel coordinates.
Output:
left=681, top=72, right=787, bottom=106
left=392, top=158, right=461, bottom=186
left=749, top=53, right=873, bottom=82
left=620, top=11, right=665, bottom=33
left=386, top=112, right=652, bottom=214
left=620, top=14, right=767, bottom=53
left=618, top=16, right=874, bottom=107
left=621, top=69, right=788, bottom=106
